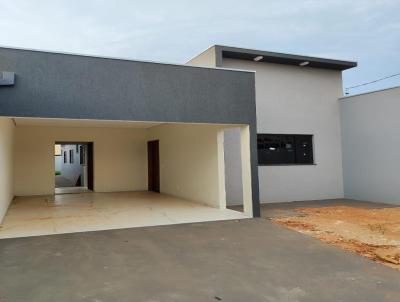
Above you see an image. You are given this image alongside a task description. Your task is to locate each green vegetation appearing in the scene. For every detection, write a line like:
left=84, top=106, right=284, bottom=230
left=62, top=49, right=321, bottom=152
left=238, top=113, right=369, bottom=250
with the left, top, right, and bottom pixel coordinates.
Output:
left=55, top=171, right=61, bottom=176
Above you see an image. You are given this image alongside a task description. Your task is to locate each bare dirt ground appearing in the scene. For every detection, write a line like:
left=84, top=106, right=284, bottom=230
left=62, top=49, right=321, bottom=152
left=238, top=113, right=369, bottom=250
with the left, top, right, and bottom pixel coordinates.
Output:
left=272, top=206, right=400, bottom=270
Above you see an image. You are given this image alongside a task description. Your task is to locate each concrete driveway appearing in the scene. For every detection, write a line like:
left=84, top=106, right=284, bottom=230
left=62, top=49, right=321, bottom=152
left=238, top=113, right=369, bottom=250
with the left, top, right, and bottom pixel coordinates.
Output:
left=1, top=218, right=399, bottom=302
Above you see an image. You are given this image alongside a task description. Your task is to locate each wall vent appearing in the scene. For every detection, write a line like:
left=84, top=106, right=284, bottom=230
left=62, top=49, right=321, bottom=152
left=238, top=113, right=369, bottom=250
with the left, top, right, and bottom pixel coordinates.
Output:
left=0, top=71, right=15, bottom=86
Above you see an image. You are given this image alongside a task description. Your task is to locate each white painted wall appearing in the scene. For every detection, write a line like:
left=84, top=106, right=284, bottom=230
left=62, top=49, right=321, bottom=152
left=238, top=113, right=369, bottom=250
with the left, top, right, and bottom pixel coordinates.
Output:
left=224, top=128, right=243, bottom=205
left=14, top=126, right=148, bottom=195
left=186, top=46, right=216, bottom=68
left=240, top=125, right=254, bottom=216
left=147, top=124, right=225, bottom=208
left=13, top=122, right=253, bottom=214
left=341, top=87, right=400, bottom=204
left=55, top=153, right=62, bottom=171
left=0, top=118, right=14, bottom=223
left=222, top=58, right=345, bottom=203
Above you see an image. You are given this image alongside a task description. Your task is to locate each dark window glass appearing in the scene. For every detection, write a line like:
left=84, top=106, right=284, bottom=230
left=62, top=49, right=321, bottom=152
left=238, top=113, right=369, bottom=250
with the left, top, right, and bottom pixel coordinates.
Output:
left=63, top=151, right=67, bottom=163
left=294, top=135, right=313, bottom=164
left=69, top=150, right=74, bottom=164
left=79, top=146, right=85, bottom=165
left=257, top=134, right=313, bottom=165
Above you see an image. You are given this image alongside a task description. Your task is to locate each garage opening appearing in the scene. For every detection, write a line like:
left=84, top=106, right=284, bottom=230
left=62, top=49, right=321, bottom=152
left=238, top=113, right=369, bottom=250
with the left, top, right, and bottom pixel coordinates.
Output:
left=0, top=118, right=253, bottom=239
left=54, top=142, right=93, bottom=194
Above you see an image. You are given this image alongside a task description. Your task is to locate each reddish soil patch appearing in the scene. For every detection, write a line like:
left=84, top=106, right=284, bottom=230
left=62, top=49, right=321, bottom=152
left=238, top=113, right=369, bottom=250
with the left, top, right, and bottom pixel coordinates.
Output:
left=272, top=206, right=400, bottom=270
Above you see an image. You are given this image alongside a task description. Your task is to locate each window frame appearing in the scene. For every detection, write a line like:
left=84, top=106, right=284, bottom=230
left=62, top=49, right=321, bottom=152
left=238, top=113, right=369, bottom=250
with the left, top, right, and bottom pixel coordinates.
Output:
left=257, top=133, right=315, bottom=166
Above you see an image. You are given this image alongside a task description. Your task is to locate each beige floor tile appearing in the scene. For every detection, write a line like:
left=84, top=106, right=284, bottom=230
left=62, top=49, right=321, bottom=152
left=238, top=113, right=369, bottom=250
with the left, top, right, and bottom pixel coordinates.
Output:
left=0, top=191, right=248, bottom=239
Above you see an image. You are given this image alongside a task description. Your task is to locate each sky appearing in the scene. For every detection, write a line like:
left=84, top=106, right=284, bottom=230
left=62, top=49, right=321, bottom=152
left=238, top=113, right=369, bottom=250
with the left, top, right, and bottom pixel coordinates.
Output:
left=1, top=0, right=399, bottom=95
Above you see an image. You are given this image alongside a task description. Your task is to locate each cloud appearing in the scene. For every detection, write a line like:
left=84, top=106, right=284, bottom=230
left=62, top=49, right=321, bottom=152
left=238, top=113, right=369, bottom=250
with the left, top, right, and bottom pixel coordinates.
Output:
left=0, top=0, right=399, bottom=93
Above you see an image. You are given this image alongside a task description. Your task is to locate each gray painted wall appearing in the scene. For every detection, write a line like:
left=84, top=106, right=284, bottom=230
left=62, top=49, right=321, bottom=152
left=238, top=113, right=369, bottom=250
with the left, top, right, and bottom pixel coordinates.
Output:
left=223, top=128, right=243, bottom=205
left=0, top=47, right=255, bottom=125
left=0, top=47, right=260, bottom=215
left=341, top=87, right=400, bottom=205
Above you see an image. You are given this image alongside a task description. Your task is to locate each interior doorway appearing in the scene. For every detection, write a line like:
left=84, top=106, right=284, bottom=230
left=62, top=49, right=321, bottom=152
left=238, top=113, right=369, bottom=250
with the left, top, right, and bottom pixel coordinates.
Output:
left=54, top=142, right=93, bottom=194
left=147, top=140, right=160, bottom=192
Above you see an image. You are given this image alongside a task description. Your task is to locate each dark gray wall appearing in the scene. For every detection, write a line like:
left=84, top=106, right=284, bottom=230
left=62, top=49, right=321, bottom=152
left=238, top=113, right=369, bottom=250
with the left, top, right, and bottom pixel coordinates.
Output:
left=0, top=47, right=260, bottom=216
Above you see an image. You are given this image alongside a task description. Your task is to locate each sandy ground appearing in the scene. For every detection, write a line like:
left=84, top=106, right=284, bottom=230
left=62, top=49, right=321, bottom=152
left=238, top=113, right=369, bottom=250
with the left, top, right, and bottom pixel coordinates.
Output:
left=272, top=206, right=400, bottom=270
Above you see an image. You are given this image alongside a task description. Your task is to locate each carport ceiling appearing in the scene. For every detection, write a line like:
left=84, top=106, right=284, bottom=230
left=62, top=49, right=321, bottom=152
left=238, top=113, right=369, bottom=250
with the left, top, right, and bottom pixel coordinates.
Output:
left=13, top=118, right=163, bottom=129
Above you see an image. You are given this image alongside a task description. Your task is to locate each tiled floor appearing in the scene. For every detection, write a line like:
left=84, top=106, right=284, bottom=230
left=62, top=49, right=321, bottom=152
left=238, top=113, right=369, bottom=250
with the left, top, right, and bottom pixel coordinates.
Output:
left=54, top=186, right=91, bottom=194
left=0, top=191, right=248, bottom=239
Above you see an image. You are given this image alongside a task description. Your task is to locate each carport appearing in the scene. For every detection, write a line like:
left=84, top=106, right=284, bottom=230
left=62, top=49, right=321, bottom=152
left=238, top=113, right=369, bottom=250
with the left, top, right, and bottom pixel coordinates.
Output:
left=0, top=46, right=260, bottom=237
left=0, top=117, right=252, bottom=238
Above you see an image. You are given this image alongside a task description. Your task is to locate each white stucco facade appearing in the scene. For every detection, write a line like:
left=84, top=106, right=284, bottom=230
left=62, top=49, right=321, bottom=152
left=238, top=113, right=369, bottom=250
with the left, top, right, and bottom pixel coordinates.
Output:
left=188, top=47, right=346, bottom=204
left=186, top=47, right=217, bottom=68
left=340, top=87, right=400, bottom=205
left=223, top=58, right=345, bottom=203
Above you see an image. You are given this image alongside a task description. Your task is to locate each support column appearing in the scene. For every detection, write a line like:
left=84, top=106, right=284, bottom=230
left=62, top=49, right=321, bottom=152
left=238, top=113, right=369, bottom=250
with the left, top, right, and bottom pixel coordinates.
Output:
left=241, top=125, right=253, bottom=217
left=217, top=130, right=227, bottom=209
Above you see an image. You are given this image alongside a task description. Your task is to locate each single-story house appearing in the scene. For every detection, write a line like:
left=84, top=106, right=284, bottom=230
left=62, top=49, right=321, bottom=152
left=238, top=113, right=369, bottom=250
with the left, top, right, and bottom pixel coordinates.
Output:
left=1, top=44, right=397, bottom=238
left=0, top=46, right=259, bottom=237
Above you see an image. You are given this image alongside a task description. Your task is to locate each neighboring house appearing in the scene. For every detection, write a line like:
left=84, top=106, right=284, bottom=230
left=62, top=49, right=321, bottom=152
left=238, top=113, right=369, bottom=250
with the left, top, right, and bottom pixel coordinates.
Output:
left=340, top=86, right=400, bottom=205
left=0, top=46, right=259, bottom=224
left=187, top=45, right=357, bottom=204
left=55, top=144, right=86, bottom=188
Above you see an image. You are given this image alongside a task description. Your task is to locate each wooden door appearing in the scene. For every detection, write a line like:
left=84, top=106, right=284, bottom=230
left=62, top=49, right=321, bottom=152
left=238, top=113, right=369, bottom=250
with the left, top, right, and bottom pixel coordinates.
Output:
left=87, top=143, right=94, bottom=191
left=147, top=140, right=160, bottom=192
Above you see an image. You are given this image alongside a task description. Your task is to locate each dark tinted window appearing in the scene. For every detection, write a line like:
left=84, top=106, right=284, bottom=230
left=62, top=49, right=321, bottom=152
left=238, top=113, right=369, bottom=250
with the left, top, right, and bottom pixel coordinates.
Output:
left=79, top=146, right=85, bottom=165
left=69, top=150, right=74, bottom=164
left=257, top=134, right=313, bottom=165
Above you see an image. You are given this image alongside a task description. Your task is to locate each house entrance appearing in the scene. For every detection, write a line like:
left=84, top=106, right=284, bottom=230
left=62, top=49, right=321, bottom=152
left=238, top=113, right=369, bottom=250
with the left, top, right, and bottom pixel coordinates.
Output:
left=54, top=142, right=93, bottom=194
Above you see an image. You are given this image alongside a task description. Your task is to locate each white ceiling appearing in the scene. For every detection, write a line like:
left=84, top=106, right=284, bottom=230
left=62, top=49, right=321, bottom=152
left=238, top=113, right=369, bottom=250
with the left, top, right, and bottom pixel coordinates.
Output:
left=13, top=118, right=163, bottom=129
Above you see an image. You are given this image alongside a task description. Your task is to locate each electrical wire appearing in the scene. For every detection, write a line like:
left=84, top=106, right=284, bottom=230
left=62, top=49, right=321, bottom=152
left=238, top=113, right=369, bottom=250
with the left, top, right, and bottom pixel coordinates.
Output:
left=345, top=73, right=400, bottom=92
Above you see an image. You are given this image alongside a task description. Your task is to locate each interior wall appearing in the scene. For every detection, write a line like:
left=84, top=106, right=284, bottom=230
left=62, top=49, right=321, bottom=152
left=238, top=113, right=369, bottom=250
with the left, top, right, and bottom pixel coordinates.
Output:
left=147, top=124, right=225, bottom=208
left=14, top=126, right=148, bottom=196
left=0, top=118, right=14, bottom=223
left=223, top=58, right=345, bottom=203
left=341, top=87, right=400, bottom=204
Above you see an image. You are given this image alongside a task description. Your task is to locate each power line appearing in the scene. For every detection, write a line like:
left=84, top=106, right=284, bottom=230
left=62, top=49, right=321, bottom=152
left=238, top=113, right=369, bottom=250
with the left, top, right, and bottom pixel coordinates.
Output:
left=345, top=73, right=400, bottom=92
